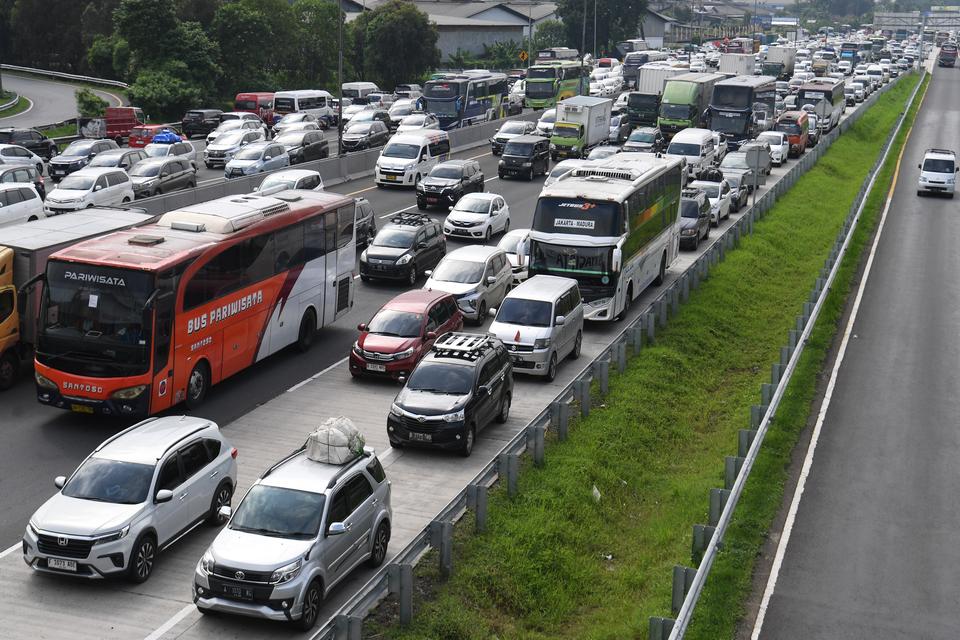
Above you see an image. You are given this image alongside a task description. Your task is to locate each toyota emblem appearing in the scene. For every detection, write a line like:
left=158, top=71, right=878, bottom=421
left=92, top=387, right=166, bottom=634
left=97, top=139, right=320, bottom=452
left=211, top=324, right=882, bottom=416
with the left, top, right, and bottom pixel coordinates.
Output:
left=235, top=571, right=245, bottom=580
left=417, top=416, right=426, bottom=423
left=57, top=536, right=68, bottom=547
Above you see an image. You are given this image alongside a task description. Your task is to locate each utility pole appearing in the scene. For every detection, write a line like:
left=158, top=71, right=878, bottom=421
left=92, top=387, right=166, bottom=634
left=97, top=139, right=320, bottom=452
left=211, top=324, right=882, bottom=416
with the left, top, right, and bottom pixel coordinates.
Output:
left=337, top=0, right=344, bottom=157
left=593, top=0, right=597, bottom=57
left=580, top=0, right=587, bottom=94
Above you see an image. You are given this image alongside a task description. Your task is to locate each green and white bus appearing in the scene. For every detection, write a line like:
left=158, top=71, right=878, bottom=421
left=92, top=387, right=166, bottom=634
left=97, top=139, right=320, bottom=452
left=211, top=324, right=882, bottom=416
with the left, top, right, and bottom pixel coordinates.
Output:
left=524, top=61, right=589, bottom=109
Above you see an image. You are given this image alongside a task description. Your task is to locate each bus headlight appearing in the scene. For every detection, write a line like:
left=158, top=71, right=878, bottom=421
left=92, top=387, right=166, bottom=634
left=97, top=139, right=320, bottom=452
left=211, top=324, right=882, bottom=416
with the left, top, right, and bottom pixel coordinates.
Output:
left=35, top=372, right=57, bottom=389
left=111, top=385, right=147, bottom=400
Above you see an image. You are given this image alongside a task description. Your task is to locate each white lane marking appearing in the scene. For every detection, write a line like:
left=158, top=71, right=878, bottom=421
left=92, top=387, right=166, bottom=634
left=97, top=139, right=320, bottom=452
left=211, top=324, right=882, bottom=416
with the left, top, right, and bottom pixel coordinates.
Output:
left=750, top=126, right=902, bottom=640
left=0, top=541, right=21, bottom=559
left=0, top=95, right=32, bottom=121
left=286, top=356, right=349, bottom=393
left=142, top=603, right=195, bottom=640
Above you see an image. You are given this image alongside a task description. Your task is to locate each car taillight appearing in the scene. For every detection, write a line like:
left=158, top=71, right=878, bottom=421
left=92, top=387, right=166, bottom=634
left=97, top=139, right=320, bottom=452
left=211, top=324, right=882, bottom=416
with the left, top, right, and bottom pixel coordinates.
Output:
left=230, top=447, right=238, bottom=459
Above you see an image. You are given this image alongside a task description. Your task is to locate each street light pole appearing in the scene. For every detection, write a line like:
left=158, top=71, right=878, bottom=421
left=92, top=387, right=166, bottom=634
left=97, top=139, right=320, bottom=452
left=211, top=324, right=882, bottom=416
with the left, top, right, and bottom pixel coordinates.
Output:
left=337, top=0, right=344, bottom=158
left=593, top=0, right=597, bottom=57
left=580, top=0, right=587, bottom=95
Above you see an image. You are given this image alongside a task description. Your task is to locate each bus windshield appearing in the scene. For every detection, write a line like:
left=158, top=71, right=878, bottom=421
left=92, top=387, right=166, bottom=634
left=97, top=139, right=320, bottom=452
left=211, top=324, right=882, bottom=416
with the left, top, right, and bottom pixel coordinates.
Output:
left=712, top=86, right=751, bottom=110
left=661, top=103, right=692, bottom=120
left=711, top=111, right=750, bottom=135
left=533, top=197, right=622, bottom=237
left=422, top=99, right=458, bottom=116
left=527, top=67, right=557, bottom=80
left=274, top=97, right=297, bottom=113
left=530, top=242, right=613, bottom=277
left=37, top=261, right=154, bottom=377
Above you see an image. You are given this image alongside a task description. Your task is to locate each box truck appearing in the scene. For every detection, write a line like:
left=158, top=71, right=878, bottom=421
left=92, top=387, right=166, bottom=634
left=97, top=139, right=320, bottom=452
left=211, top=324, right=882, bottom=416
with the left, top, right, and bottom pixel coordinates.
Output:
left=719, top=53, right=756, bottom=76
left=627, top=63, right=688, bottom=126
left=550, top=95, right=613, bottom=160
left=761, top=47, right=796, bottom=79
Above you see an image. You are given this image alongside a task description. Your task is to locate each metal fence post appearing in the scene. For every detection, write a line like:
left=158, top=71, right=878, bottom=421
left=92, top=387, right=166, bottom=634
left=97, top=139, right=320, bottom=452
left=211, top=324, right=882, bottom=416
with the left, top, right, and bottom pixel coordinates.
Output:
left=596, top=359, right=609, bottom=396
left=672, top=565, right=697, bottom=614
left=430, top=519, right=453, bottom=577
left=388, top=563, right=415, bottom=626
left=467, top=483, right=488, bottom=533
left=725, top=455, right=745, bottom=490
left=616, top=339, right=627, bottom=373
left=646, top=312, right=656, bottom=343
left=551, top=400, right=570, bottom=441
left=739, top=428, right=757, bottom=457
left=576, top=378, right=591, bottom=417
left=531, top=424, right=545, bottom=467
left=709, top=488, right=731, bottom=527
left=649, top=617, right=675, bottom=640
left=692, top=523, right=717, bottom=554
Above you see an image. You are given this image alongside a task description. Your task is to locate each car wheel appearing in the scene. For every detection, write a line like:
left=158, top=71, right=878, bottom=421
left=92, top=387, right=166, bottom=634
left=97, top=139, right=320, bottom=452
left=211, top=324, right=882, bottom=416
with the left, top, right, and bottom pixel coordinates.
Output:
left=527, top=167, right=535, bottom=181
left=417, top=201, right=426, bottom=210
left=0, top=351, right=19, bottom=390
left=407, top=262, right=418, bottom=286
left=295, top=309, right=317, bottom=353
left=127, top=534, right=157, bottom=583
left=484, top=226, right=492, bottom=243
left=205, top=163, right=213, bottom=169
left=207, top=481, right=233, bottom=525
left=476, top=300, right=487, bottom=326
left=295, top=579, right=324, bottom=630
left=121, top=197, right=131, bottom=203
left=503, top=218, right=510, bottom=234
left=545, top=353, right=558, bottom=382
left=570, top=330, right=582, bottom=360
left=460, top=424, right=476, bottom=457
left=917, top=190, right=924, bottom=197
left=185, top=361, right=210, bottom=409
left=360, top=274, right=371, bottom=282
left=368, top=521, right=391, bottom=568
left=496, top=392, right=511, bottom=423
left=498, top=172, right=505, bottom=179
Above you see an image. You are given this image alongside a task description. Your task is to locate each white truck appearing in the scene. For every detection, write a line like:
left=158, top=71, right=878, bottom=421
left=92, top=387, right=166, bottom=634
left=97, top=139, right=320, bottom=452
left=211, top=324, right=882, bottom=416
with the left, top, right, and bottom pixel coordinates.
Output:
left=627, top=63, right=689, bottom=126
left=762, top=47, right=797, bottom=79
left=550, top=95, right=613, bottom=160
left=719, top=53, right=756, bottom=77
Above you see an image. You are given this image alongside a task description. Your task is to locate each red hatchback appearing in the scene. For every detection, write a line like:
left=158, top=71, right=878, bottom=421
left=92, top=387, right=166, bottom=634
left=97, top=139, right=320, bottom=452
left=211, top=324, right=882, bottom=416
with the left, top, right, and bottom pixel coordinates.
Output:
left=350, top=290, right=463, bottom=379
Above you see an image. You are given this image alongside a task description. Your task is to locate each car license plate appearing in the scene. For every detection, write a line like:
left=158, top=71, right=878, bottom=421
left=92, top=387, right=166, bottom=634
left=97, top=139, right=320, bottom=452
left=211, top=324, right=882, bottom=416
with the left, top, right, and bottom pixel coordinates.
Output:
left=48, top=558, right=77, bottom=572
left=385, top=175, right=397, bottom=181
left=52, top=169, right=64, bottom=176
left=223, top=585, right=254, bottom=600
left=70, top=404, right=94, bottom=414
left=409, top=432, right=432, bottom=442
left=426, top=197, right=437, bottom=203
left=366, top=363, right=386, bottom=372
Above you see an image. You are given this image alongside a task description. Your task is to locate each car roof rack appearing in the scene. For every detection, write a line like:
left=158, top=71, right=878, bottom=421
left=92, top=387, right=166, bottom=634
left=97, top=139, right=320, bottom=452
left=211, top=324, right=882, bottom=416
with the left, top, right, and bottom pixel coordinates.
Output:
left=431, top=332, right=495, bottom=361
left=927, top=148, right=955, bottom=156
left=681, top=187, right=704, bottom=199
left=389, top=212, right=433, bottom=227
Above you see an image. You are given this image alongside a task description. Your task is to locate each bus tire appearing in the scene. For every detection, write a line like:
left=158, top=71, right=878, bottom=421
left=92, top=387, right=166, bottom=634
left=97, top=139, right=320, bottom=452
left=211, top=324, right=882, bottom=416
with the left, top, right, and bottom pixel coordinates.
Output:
left=295, top=309, right=317, bottom=353
left=653, top=253, right=666, bottom=287
left=0, top=351, right=19, bottom=390
left=185, top=361, right=210, bottom=409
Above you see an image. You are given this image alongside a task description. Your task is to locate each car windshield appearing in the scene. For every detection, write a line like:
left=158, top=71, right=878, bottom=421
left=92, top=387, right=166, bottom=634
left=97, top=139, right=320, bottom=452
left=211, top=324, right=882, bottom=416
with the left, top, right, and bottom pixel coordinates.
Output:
left=347, top=124, right=373, bottom=134
left=497, top=233, right=526, bottom=254
left=759, top=134, right=783, bottom=145
left=230, top=485, right=326, bottom=539
left=130, top=163, right=161, bottom=177
left=923, top=158, right=955, bottom=173
left=500, top=122, right=527, bottom=135
left=62, top=457, right=154, bottom=505
left=406, top=361, right=473, bottom=394
left=390, top=105, right=413, bottom=117
left=279, top=113, right=308, bottom=124
left=495, top=298, right=552, bottom=327
left=680, top=200, right=701, bottom=218
left=431, top=259, right=484, bottom=284
left=429, top=166, right=462, bottom=179
left=629, top=130, right=656, bottom=143
left=62, top=141, right=95, bottom=156
left=88, top=154, right=120, bottom=167
left=353, top=111, right=377, bottom=122
left=667, top=142, right=701, bottom=156
left=214, top=132, right=244, bottom=147
left=696, top=184, right=720, bottom=198
left=57, top=176, right=95, bottom=190
left=540, top=110, right=556, bottom=124
left=454, top=196, right=491, bottom=214
left=144, top=145, right=171, bottom=158
left=382, top=143, right=420, bottom=159
left=722, top=153, right=750, bottom=169
left=367, top=309, right=422, bottom=337
left=276, top=132, right=307, bottom=146
left=234, top=146, right=264, bottom=160
left=372, top=228, right=414, bottom=248
left=503, top=141, right=534, bottom=156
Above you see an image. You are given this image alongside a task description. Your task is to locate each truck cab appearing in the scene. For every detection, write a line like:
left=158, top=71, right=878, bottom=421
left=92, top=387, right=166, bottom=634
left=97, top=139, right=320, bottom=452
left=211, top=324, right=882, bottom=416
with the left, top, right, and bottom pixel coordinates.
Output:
left=105, top=107, right=147, bottom=146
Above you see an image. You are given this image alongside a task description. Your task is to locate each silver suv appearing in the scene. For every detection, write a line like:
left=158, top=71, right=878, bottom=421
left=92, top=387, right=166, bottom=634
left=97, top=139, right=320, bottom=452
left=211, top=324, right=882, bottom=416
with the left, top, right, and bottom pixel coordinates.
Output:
left=23, top=416, right=238, bottom=582
left=193, top=437, right=392, bottom=630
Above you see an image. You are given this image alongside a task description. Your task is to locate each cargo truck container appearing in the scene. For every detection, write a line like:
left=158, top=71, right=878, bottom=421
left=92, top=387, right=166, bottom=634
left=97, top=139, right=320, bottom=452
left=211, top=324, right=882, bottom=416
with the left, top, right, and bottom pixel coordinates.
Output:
left=761, top=47, right=796, bottom=79
left=627, top=64, right=688, bottom=126
left=550, top=95, right=613, bottom=160
left=658, top=72, right=724, bottom=137
left=719, top=53, right=756, bottom=77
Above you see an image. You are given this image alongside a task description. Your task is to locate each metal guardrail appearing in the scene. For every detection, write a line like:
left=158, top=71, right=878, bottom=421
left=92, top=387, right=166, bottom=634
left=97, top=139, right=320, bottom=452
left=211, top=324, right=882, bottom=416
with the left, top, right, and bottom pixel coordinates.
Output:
left=0, top=92, right=20, bottom=112
left=1, top=64, right=129, bottom=89
left=656, top=69, right=927, bottom=640
left=307, top=69, right=925, bottom=640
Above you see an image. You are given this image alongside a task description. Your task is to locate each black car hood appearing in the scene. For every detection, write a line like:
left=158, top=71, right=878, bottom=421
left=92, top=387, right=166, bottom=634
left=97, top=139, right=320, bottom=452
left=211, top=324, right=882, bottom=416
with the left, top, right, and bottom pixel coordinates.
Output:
left=680, top=217, right=699, bottom=230
left=365, top=246, right=409, bottom=260
left=50, top=155, right=87, bottom=164
left=421, top=177, right=459, bottom=188
left=396, top=388, right=469, bottom=416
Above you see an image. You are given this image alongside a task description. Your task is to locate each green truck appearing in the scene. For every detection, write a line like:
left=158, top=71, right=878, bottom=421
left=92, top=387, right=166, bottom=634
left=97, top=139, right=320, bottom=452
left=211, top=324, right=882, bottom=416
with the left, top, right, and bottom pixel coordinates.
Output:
left=549, top=95, right=613, bottom=160
left=657, top=72, right=724, bottom=138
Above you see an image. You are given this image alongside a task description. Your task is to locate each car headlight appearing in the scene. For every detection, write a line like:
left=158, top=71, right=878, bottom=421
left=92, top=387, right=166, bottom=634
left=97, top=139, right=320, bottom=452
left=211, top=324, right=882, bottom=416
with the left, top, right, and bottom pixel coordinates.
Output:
left=681, top=228, right=697, bottom=235
left=396, top=253, right=412, bottom=265
left=390, top=403, right=403, bottom=416
left=352, top=341, right=363, bottom=356
left=404, top=162, right=417, bottom=170
left=198, top=550, right=215, bottom=575
left=359, top=250, right=368, bottom=262
left=111, top=385, right=147, bottom=400
left=549, top=143, right=556, bottom=150
left=35, top=372, right=57, bottom=389
left=94, top=524, right=130, bottom=545
left=522, top=162, right=532, bottom=167
left=270, top=558, right=303, bottom=584
left=394, top=347, right=415, bottom=360
left=920, top=176, right=928, bottom=183
left=27, top=521, right=39, bottom=537
left=533, top=338, right=551, bottom=349
left=441, top=408, right=466, bottom=422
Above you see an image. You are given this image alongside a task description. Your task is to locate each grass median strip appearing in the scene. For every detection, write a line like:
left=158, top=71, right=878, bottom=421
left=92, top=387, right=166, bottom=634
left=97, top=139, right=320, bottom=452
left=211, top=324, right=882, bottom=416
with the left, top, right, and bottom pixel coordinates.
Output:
left=684, top=72, right=928, bottom=640
left=365, top=74, right=921, bottom=640
left=0, top=95, right=30, bottom=118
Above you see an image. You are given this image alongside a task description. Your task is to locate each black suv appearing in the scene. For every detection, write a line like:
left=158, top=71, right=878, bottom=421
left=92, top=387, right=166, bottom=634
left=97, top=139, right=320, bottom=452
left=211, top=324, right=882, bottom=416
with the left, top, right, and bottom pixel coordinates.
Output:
left=0, top=127, right=58, bottom=160
left=387, top=333, right=513, bottom=456
left=359, top=212, right=445, bottom=285
left=498, top=134, right=550, bottom=180
left=416, top=159, right=484, bottom=210
left=181, top=109, right=223, bottom=137
left=48, top=139, right=119, bottom=181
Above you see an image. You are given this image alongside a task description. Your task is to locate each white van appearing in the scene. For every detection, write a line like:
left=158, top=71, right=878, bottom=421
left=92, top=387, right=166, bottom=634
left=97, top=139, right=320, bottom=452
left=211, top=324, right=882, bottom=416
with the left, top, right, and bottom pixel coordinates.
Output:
left=375, top=130, right=451, bottom=187
left=43, top=167, right=134, bottom=215
left=917, top=148, right=957, bottom=198
left=342, top=81, right=380, bottom=105
left=666, top=128, right=715, bottom=179
left=272, top=89, right=335, bottom=122
left=0, top=183, right=44, bottom=226
left=487, top=275, right=584, bottom=381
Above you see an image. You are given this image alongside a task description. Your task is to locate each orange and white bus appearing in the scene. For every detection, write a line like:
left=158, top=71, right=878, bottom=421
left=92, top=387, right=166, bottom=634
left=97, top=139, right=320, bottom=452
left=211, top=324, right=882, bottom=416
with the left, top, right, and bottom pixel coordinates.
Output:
left=34, top=190, right=357, bottom=417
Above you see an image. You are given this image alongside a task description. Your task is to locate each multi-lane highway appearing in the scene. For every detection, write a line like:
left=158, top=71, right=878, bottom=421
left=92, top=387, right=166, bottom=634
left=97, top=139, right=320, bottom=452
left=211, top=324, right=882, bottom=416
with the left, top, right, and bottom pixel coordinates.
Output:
left=753, top=66, right=959, bottom=637
left=0, top=73, right=124, bottom=127
left=0, top=76, right=888, bottom=639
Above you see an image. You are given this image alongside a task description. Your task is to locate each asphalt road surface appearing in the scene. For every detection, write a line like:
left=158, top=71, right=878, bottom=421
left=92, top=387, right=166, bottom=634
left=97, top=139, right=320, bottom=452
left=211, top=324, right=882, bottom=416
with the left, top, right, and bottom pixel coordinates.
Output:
left=0, top=73, right=124, bottom=128
left=755, top=68, right=960, bottom=638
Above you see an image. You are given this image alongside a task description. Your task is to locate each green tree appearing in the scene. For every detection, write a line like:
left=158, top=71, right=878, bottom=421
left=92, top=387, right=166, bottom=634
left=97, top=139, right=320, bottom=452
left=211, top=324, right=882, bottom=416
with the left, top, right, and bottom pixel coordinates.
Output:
left=176, top=0, right=222, bottom=28
left=75, top=87, right=109, bottom=117
left=357, top=0, right=439, bottom=90
left=289, top=0, right=341, bottom=87
left=114, top=0, right=180, bottom=67
left=127, top=68, right=202, bottom=119
left=211, top=2, right=275, bottom=92
left=555, top=0, right=648, bottom=57
left=532, top=19, right=568, bottom=50
left=10, top=0, right=86, bottom=71
left=87, top=34, right=120, bottom=79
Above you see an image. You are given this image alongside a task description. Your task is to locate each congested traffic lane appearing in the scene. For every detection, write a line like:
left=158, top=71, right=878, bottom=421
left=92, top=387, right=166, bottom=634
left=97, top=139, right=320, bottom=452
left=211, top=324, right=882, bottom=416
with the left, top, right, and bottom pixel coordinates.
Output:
left=0, top=81, right=882, bottom=638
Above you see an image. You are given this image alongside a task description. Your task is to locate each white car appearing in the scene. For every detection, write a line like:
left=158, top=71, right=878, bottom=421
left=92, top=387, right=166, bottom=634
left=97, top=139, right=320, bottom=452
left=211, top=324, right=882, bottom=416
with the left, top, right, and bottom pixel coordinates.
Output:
left=917, top=148, right=957, bottom=197
left=205, top=119, right=265, bottom=145
left=757, top=131, right=789, bottom=166
left=0, top=143, right=44, bottom=174
left=613, top=92, right=629, bottom=113
left=143, top=140, right=197, bottom=167
left=536, top=108, right=557, bottom=136
left=443, top=192, right=510, bottom=242
left=0, top=183, right=44, bottom=226
left=396, top=113, right=440, bottom=132
left=688, top=179, right=733, bottom=226
left=497, top=228, right=530, bottom=283
left=837, top=60, right=852, bottom=75
left=44, top=167, right=134, bottom=215
left=255, top=169, right=324, bottom=193
left=340, top=104, right=369, bottom=124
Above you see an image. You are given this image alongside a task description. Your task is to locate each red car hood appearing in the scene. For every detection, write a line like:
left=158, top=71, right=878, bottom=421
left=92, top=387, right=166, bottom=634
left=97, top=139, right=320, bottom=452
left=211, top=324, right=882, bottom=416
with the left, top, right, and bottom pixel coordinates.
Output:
left=358, top=333, right=419, bottom=354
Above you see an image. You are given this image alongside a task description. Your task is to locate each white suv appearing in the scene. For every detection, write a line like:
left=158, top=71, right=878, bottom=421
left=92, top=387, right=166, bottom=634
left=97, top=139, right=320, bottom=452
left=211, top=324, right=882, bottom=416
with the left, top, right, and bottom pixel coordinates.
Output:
left=23, top=416, right=238, bottom=582
left=443, top=192, right=511, bottom=242
left=43, top=167, right=134, bottom=215
left=194, top=425, right=392, bottom=630
left=424, top=245, right=514, bottom=323
left=917, top=148, right=957, bottom=197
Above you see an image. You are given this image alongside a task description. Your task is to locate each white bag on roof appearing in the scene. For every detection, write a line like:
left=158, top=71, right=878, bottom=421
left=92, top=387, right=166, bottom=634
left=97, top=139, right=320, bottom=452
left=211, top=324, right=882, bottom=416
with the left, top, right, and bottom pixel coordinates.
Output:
left=305, top=416, right=366, bottom=464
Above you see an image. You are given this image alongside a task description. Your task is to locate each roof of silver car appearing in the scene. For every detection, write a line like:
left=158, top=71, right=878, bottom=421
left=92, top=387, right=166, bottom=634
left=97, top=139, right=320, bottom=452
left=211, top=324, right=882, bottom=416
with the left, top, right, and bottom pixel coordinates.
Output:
left=95, top=416, right=217, bottom=465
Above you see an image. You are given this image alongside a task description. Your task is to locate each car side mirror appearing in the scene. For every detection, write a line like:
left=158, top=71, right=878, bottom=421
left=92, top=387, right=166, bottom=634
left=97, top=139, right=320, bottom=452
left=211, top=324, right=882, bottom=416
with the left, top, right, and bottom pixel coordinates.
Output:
left=54, top=475, right=66, bottom=489
left=555, top=315, right=565, bottom=326
left=486, top=276, right=497, bottom=285
left=357, top=323, right=367, bottom=331
left=94, top=185, right=102, bottom=191
left=417, top=241, right=427, bottom=249
left=480, top=385, right=492, bottom=396
left=264, top=155, right=272, bottom=161
left=426, top=331, right=437, bottom=339
left=327, top=522, right=348, bottom=536
left=424, top=270, right=433, bottom=277
left=218, top=506, right=231, bottom=520
left=918, top=163, right=921, bottom=169
left=398, top=375, right=407, bottom=385
left=448, top=206, right=454, bottom=212
left=155, top=489, right=174, bottom=503
left=488, top=307, right=497, bottom=317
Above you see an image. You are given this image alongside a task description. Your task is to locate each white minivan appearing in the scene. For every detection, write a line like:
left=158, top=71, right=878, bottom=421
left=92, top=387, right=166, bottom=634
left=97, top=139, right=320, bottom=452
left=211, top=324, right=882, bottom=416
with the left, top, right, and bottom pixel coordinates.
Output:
left=44, top=167, right=134, bottom=215
left=917, top=148, right=957, bottom=198
left=375, top=131, right=451, bottom=187
left=487, top=275, right=584, bottom=381
left=666, top=128, right=715, bottom=179
left=0, top=183, right=44, bottom=226
left=342, top=81, right=380, bottom=106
